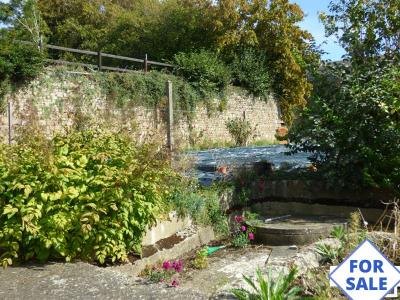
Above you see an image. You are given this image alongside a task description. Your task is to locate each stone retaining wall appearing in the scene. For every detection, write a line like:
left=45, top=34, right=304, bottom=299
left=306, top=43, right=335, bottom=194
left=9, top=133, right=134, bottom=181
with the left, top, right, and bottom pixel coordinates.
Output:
left=0, top=69, right=282, bottom=146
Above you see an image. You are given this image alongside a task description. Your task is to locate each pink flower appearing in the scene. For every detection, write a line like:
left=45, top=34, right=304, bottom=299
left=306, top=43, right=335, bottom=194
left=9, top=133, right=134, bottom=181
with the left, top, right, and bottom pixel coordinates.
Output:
left=241, top=225, right=247, bottom=232
left=162, top=260, right=171, bottom=270
left=159, top=278, right=165, bottom=283
left=171, top=279, right=179, bottom=287
left=172, top=259, right=183, bottom=273
left=235, top=215, right=244, bottom=223
left=248, top=232, right=255, bottom=240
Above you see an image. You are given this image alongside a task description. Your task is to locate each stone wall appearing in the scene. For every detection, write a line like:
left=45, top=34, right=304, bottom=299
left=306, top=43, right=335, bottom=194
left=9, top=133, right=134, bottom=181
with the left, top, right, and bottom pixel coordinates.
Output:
left=175, top=92, right=281, bottom=145
left=0, top=69, right=282, bottom=146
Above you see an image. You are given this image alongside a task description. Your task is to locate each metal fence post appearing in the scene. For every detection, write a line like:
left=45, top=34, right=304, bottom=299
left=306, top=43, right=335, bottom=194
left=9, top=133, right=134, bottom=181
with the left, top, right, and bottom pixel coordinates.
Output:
left=144, top=54, right=148, bottom=73
left=97, top=51, right=102, bottom=71
left=38, top=33, right=43, bottom=52
left=166, top=81, right=174, bottom=153
left=7, top=101, right=12, bottom=145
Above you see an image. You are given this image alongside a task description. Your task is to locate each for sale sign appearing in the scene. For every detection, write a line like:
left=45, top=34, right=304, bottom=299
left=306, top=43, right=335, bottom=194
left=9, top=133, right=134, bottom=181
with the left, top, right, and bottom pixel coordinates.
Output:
left=329, top=239, right=400, bottom=300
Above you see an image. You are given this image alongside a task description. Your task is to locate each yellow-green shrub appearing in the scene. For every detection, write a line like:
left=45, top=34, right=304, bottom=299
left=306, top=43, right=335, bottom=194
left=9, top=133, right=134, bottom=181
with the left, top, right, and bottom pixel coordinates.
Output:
left=0, top=130, right=174, bottom=267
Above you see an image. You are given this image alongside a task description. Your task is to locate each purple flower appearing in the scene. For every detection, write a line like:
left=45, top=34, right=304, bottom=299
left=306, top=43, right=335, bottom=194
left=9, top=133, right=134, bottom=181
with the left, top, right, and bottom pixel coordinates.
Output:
left=162, top=260, right=171, bottom=270
left=249, top=232, right=255, bottom=240
left=241, top=225, right=247, bottom=232
left=235, top=215, right=244, bottom=223
left=171, top=278, right=179, bottom=287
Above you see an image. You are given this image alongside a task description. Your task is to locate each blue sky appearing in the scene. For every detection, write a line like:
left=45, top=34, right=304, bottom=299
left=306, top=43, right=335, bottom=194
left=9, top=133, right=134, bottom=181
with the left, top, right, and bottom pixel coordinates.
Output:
left=292, top=0, right=345, bottom=61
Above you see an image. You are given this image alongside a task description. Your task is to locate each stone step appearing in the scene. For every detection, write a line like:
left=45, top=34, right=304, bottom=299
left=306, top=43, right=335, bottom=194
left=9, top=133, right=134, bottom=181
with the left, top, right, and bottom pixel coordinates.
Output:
left=252, top=215, right=347, bottom=246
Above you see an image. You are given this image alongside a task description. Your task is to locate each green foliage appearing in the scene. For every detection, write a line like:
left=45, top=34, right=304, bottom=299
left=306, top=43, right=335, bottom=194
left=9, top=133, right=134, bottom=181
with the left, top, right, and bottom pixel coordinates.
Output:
left=297, top=267, right=342, bottom=299
left=254, top=0, right=318, bottom=125
left=226, top=117, right=255, bottom=147
left=168, top=184, right=229, bottom=237
left=243, top=211, right=263, bottom=226
left=321, top=0, right=399, bottom=66
left=290, top=0, right=400, bottom=192
left=0, top=38, right=44, bottom=84
left=232, top=268, right=303, bottom=300
left=173, top=50, right=231, bottom=100
left=315, top=212, right=366, bottom=267
left=0, top=0, right=46, bottom=45
left=232, top=233, right=250, bottom=248
left=0, top=129, right=175, bottom=267
left=231, top=214, right=255, bottom=248
left=0, top=0, right=44, bottom=110
left=289, top=64, right=400, bottom=191
left=148, top=268, right=170, bottom=283
left=93, top=70, right=202, bottom=115
left=145, top=259, right=183, bottom=284
left=0, top=37, right=44, bottom=111
left=331, top=225, right=346, bottom=241
left=231, top=47, right=272, bottom=98
left=4, top=0, right=318, bottom=123
left=193, top=247, right=208, bottom=270
left=315, top=243, right=341, bottom=265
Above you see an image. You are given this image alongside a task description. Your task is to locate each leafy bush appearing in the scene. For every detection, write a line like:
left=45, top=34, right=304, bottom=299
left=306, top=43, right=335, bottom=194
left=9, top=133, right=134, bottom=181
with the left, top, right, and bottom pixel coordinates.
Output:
left=226, top=117, right=255, bottom=147
left=288, top=63, right=400, bottom=191
left=173, top=50, right=231, bottom=99
left=193, top=247, right=208, bottom=270
left=0, top=129, right=175, bottom=267
left=230, top=48, right=271, bottom=98
left=231, top=215, right=255, bottom=248
left=232, top=268, right=303, bottom=300
left=168, top=184, right=229, bottom=237
left=0, top=38, right=44, bottom=110
left=0, top=38, right=44, bottom=84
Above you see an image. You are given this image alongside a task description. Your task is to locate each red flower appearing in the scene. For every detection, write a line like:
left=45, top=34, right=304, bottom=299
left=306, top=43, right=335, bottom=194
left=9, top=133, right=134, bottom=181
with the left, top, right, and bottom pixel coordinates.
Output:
left=249, top=232, right=255, bottom=240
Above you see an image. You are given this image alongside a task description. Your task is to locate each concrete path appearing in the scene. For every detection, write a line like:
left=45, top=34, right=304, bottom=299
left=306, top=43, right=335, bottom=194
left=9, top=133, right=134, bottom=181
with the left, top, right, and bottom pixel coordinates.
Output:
left=0, top=262, right=209, bottom=300
left=0, top=242, right=327, bottom=300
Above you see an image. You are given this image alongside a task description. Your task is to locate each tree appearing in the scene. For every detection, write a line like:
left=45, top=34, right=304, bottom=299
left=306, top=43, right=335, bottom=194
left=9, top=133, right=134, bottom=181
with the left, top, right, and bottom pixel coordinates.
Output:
left=0, top=0, right=45, bottom=44
left=6, top=0, right=318, bottom=124
left=255, top=0, right=317, bottom=124
left=289, top=64, right=400, bottom=191
left=320, top=0, right=400, bottom=66
left=209, top=0, right=318, bottom=124
left=38, top=0, right=111, bottom=50
left=289, top=0, right=400, bottom=191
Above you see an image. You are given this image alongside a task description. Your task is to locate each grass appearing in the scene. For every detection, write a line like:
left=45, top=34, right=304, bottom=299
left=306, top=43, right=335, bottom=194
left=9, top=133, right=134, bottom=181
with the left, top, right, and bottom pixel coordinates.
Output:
left=250, top=139, right=280, bottom=147
left=184, top=139, right=279, bottom=151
